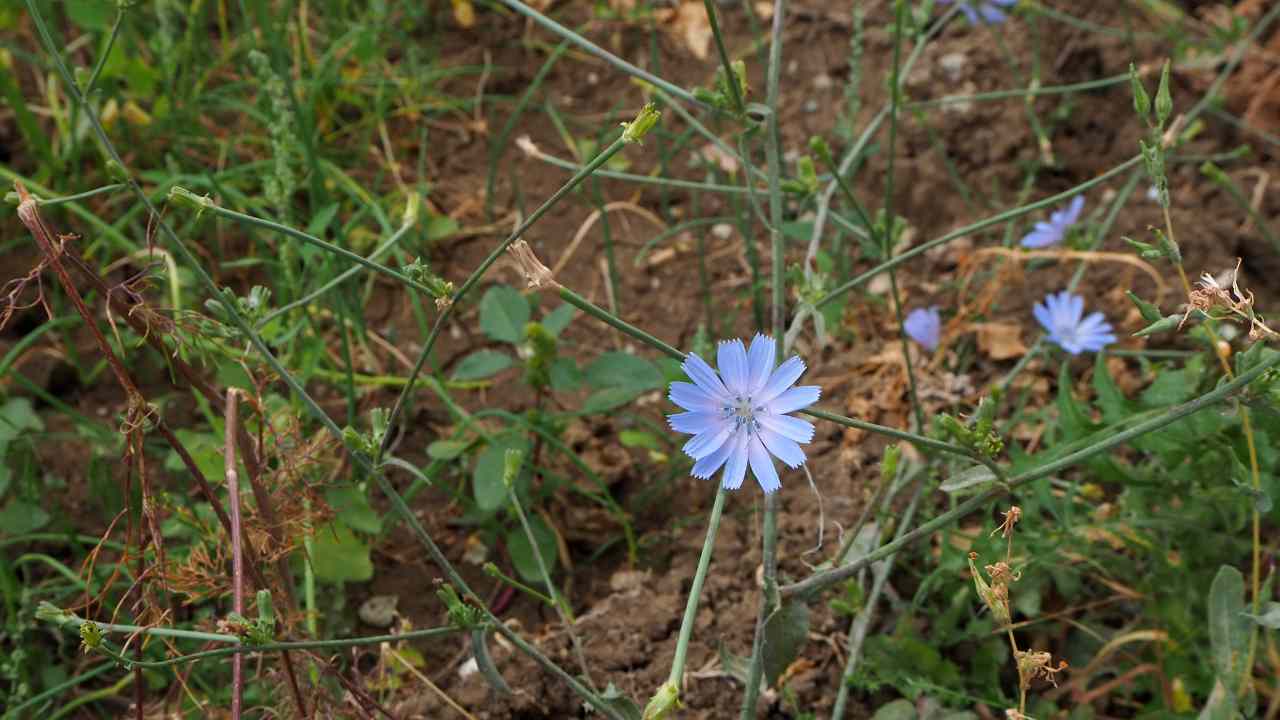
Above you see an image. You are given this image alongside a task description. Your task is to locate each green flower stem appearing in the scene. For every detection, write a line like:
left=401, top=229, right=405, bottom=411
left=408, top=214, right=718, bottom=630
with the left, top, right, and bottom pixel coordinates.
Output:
left=47, top=612, right=241, bottom=645
left=496, top=0, right=701, bottom=107
left=71, top=627, right=461, bottom=669
left=665, top=487, right=727, bottom=689
left=3, top=183, right=127, bottom=207
left=781, top=347, right=1280, bottom=601
left=701, top=0, right=745, bottom=115
left=557, top=287, right=684, bottom=360
left=906, top=72, right=1130, bottom=109
left=528, top=146, right=764, bottom=195
left=178, top=198, right=437, bottom=298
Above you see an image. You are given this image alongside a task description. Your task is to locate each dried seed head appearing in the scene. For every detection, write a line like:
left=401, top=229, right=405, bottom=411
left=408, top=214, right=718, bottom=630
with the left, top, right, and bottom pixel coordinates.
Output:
left=507, top=240, right=558, bottom=289
left=1015, top=649, right=1068, bottom=689
left=992, top=505, right=1022, bottom=539
left=968, top=552, right=1011, bottom=627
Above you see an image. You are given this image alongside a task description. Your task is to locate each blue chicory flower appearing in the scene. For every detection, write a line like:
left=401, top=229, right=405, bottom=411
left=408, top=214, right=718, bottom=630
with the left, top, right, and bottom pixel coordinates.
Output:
left=938, top=0, right=1018, bottom=25
left=667, top=335, right=820, bottom=494
left=904, top=307, right=942, bottom=351
left=1034, top=291, right=1116, bottom=355
left=1020, top=195, right=1085, bottom=249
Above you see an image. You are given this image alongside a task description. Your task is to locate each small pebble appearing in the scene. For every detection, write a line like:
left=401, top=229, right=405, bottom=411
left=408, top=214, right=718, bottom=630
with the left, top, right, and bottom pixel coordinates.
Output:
left=939, top=52, right=967, bottom=82
left=813, top=73, right=834, bottom=90
left=804, top=99, right=819, bottom=113
left=357, top=595, right=399, bottom=628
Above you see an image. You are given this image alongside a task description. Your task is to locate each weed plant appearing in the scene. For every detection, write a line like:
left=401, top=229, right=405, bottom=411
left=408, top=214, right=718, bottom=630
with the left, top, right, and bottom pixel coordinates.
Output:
left=1, top=0, right=1279, bottom=718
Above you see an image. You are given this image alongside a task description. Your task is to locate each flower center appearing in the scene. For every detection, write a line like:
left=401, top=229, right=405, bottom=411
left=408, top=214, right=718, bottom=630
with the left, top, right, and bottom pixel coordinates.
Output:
left=723, top=395, right=761, bottom=433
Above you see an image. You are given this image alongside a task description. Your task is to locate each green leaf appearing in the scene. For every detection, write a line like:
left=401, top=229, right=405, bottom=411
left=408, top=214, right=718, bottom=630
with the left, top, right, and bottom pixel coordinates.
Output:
left=582, top=387, right=642, bottom=414
left=939, top=465, right=995, bottom=494
left=762, top=600, right=810, bottom=687
left=479, top=285, right=530, bottom=344
left=163, top=429, right=225, bottom=483
left=306, top=203, right=340, bottom=237
left=324, top=485, right=382, bottom=534
left=549, top=357, right=584, bottom=392
left=310, top=523, right=374, bottom=583
left=0, top=397, right=44, bottom=454
left=472, top=435, right=528, bottom=513
left=1207, top=565, right=1248, bottom=685
left=427, top=440, right=470, bottom=460
left=426, top=215, right=459, bottom=241
left=65, top=0, right=114, bottom=31
left=584, top=352, right=663, bottom=392
left=0, top=499, right=50, bottom=534
left=451, top=350, right=513, bottom=381
left=1056, top=363, right=1097, bottom=441
left=619, top=430, right=661, bottom=451
left=505, top=515, right=558, bottom=584
left=1198, top=678, right=1236, bottom=720
left=542, top=303, right=576, bottom=337
left=1092, top=352, right=1133, bottom=424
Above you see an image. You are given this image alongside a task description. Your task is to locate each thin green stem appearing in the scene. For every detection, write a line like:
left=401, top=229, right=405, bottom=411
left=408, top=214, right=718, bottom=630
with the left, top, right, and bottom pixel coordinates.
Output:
left=702, top=0, right=745, bottom=115
left=879, top=0, right=924, bottom=433
left=666, top=487, right=726, bottom=687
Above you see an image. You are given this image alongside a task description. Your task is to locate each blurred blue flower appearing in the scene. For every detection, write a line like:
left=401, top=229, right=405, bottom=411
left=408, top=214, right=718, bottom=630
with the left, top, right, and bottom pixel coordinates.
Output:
left=667, top=335, right=820, bottom=494
left=904, top=307, right=942, bottom=351
left=1034, top=291, right=1116, bottom=355
left=1021, top=195, right=1085, bottom=249
left=938, top=0, right=1018, bottom=25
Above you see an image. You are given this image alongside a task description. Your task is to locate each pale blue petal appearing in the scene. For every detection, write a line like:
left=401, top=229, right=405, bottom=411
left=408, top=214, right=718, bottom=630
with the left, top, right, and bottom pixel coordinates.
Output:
left=1021, top=227, right=1062, bottom=249
left=717, top=339, right=750, bottom=395
left=683, top=353, right=729, bottom=398
left=1063, top=195, right=1085, bottom=225
left=745, top=334, right=776, bottom=394
left=1033, top=300, right=1054, bottom=333
left=692, top=438, right=734, bottom=479
left=748, top=435, right=781, bottom=494
left=757, top=356, right=806, bottom=404
left=757, top=427, right=807, bottom=469
left=757, top=414, right=816, bottom=444
left=977, top=5, right=1007, bottom=23
left=669, top=382, right=721, bottom=413
left=904, top=308, right=941, bottom=350
left=766, top=386, right=821, bottom=415
left=721, top=431, right=750, bottom=490
left=683, top=423, right=731, bottom=460
left=668, top=411, right=722, bottom=435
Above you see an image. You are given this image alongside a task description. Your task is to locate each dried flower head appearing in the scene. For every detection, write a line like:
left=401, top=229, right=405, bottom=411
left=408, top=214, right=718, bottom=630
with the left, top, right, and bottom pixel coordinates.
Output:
left=992, top=505, right=1022, bottom=539
left=1015, top=649, right=1068, bottom=689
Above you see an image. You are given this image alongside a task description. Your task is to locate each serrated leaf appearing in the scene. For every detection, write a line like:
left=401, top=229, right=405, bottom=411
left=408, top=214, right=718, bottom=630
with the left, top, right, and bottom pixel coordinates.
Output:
left=479, top=285, right=530, bottom=344
left=763, top=600, right=809, bottom=687
left=1207, top=565, right=1247, bottom=685
left=505, top=516, right=558, bottom=584
left=325, top=485, right=382, bottom=534
left=311, top=523, right=374, bottom=583
left=451, top=350, right=513, bottom=381
left=584, top=352, right=663, bottom=392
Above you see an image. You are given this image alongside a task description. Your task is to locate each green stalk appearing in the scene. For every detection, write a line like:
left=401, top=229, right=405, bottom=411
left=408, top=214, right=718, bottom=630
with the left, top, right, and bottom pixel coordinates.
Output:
left=645, top=487, right=727, bottom=716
